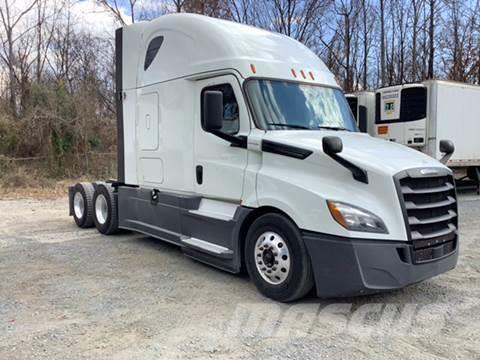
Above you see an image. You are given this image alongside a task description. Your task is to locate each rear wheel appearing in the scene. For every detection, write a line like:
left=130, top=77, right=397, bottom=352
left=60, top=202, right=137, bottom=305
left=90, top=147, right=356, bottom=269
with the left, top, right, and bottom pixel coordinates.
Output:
left=72, top=182, right=95, bottom=228
left=245, top=213, right=314, bottom=302
left=93, top=184, right=119, bottom=235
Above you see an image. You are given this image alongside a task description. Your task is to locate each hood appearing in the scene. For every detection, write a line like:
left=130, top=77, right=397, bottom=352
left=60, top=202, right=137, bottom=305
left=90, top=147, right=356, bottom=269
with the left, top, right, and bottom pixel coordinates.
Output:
left=262, top=130, right=448, bottom=175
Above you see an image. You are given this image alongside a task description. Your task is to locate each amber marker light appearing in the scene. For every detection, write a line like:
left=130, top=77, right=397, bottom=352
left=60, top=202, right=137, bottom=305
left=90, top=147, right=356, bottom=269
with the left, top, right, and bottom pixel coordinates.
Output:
left=291, top=68, right=297, bottom=78
left=327, top=201, right=349, bottom=229
left=250, top=64, right=256, bottom=74
left=309, top=71, right=315, bottom=80
left=300, top=69, right=306, bottom=79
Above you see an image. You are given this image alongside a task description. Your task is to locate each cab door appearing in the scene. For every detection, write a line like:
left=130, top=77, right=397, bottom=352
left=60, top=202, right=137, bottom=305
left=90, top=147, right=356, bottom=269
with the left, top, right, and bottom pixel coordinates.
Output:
left=194, top=75, right=250, bottom=201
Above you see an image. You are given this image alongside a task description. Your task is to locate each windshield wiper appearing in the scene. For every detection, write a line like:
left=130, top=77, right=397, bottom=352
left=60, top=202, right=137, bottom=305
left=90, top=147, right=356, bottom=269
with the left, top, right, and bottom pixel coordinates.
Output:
left=317, top=126, right=351, bottom=132
left=266, top=123, right=312, bottom=130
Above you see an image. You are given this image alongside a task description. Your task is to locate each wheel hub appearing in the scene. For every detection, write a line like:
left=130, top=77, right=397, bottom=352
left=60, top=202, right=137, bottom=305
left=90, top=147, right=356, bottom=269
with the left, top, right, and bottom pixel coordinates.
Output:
left=95, top=194, right=108, bottom=225
left=73, top=192, right=84, bottom=219
left=254, top=231, right=291, bottom=285
left=262, top=250, right=275, bottom=267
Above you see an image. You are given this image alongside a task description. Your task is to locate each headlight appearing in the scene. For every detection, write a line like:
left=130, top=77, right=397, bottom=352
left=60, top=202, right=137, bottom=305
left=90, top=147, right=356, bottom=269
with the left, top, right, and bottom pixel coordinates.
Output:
left=327, top=200, right=388, bottom=234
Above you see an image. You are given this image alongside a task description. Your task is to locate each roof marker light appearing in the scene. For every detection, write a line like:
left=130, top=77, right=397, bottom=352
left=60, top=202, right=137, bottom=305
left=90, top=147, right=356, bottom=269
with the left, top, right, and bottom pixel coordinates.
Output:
left=309, top=71, right=315, bottom=80
left=291, top=68, right=297, bottom=78
left=300, top=70, right=306, bottom=79
left=250, top=64, right=256, bottom=74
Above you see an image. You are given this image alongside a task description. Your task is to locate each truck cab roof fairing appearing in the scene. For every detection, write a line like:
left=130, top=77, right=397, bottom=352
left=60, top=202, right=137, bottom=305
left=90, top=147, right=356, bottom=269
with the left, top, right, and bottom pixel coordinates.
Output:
left=120, top=13, right=338, bottom=89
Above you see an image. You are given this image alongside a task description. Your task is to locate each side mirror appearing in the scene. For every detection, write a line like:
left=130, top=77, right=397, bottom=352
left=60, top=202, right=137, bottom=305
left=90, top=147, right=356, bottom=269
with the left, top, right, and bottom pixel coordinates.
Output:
left=440, top=140, right=454, bottom=155
left=439, top=139, right=454, bottom=165
left=203, top=90, right=223, bottom=132
left=322, top=136, right=343, bottom=155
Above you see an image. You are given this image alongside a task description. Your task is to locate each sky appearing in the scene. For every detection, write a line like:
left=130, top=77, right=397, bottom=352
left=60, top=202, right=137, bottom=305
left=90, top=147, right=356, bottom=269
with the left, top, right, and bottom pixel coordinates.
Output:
left=0, top=0, right=131, bottom=39
left=0, top=0, right=130, bottom=87
left=70, top=0, right=129, bottom=36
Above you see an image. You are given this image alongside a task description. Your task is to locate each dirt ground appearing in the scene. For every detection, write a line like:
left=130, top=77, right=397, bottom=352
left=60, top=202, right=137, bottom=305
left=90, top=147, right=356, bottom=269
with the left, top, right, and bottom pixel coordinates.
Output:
left=0, top=191, right=479, bottom=359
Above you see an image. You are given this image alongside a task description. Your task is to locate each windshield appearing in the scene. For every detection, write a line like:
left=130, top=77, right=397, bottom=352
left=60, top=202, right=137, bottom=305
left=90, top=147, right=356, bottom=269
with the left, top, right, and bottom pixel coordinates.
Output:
left=246, top=79, right=357, bottom=131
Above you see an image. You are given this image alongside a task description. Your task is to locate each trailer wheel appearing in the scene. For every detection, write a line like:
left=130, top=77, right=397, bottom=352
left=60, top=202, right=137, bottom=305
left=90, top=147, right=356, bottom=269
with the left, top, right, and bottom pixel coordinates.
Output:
left=245, top=213, right=314, bottom=302
left=72, top=182, right=95, bottom=228
left=93, top=183, right=119, bottom=235
left=467, top=167, right=480, bottom=195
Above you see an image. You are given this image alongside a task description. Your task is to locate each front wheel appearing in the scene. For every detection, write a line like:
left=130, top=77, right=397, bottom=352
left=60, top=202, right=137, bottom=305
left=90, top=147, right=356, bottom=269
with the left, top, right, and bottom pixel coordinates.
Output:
left=245, top=213, right=314, bottom=302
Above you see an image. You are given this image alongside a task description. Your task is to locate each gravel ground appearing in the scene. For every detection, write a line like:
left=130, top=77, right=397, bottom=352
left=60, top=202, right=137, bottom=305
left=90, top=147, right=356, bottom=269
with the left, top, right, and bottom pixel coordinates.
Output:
left=0, top=191, right=479, bottom=359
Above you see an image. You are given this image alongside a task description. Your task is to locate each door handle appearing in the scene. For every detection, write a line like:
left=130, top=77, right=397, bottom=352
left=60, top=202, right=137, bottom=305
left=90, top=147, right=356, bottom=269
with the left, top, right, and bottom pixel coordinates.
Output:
left=196, top=165, right=203, bottom=185
left=146, top=114, right=151, bottom=129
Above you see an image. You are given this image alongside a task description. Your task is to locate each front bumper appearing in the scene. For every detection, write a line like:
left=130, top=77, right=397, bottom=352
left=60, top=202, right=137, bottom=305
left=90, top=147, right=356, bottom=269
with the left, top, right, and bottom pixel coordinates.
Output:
left=303, top=232, right=458, bottom=298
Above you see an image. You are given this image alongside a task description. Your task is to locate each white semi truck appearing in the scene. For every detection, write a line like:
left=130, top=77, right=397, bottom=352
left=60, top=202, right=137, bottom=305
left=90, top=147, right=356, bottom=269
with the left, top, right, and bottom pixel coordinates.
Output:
left=345, top=91, right=375, bottom=135
left=374, top=81, right=480, bottom=192
left=69, top=14, right=459, bottom=301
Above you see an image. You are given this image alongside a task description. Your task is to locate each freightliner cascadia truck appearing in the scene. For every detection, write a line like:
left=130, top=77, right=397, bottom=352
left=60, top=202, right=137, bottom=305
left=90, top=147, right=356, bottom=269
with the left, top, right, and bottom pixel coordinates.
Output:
left=69, top=14, right=459, bottom=302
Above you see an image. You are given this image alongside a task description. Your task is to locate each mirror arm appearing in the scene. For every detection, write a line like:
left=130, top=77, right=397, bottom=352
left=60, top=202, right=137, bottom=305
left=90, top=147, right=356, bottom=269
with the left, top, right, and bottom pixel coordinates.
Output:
left=439, top=140, right=454, bottom=165
left=210, top=130, right=247, bottom=149
left=325, top=152, right=369, bottom=184
left=440, top=152, right=453, bottom=165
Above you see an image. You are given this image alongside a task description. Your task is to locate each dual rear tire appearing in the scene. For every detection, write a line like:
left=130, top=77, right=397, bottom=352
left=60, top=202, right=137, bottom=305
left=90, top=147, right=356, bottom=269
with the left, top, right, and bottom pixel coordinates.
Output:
left=72, top=182, right=95, bottom=228
left=71, top=182, right=119, bottom=235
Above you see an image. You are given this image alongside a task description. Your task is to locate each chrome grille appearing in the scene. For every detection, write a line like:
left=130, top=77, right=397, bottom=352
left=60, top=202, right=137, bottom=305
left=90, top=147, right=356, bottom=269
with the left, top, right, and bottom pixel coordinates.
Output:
left=396, top=169, right=458, bottom=264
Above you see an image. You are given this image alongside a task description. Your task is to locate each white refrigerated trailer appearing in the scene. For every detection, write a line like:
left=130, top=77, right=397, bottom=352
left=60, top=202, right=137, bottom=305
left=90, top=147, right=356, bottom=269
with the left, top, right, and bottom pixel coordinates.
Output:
left=345, top=91, right=376, bottom=135
left=375, top=80, right=480, bottom=191
left=69, top=14, right=459, bottom=301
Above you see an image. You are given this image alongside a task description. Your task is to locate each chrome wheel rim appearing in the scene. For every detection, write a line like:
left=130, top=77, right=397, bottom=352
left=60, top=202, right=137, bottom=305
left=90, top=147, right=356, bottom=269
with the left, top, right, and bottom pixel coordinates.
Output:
left=254, top=231, right=291, bottom=285
left=73, top=192, right=85, bottom=219
left=95, top=194, right=108, bottom=225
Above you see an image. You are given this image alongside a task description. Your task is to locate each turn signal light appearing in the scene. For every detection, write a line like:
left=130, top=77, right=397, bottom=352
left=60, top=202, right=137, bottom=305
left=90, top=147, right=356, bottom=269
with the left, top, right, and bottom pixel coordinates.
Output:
left=378, top=126, right=389, bottom=135
left=327, top=201, right=349, bottom=229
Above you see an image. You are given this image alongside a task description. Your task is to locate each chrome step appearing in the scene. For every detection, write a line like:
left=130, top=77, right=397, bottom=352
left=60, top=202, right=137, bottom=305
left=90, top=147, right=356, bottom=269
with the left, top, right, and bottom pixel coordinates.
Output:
left=181, top=236, right=233, bottom=259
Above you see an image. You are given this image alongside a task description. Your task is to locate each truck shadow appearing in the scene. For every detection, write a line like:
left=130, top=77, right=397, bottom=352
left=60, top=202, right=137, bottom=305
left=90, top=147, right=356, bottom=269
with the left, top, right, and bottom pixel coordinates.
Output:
left=119, top=232, right=458, bottom=306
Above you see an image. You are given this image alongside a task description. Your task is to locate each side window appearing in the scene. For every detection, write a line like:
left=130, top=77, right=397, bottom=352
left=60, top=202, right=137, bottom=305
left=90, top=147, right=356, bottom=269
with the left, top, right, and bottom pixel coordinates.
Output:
left=375, top=93, right=381, bottom=123
left=346, top=96, right=358, bottom=121
left=201, top=83, right=240, bottom=135
left=400, top=87, right=427, bottom=122
left=144, top=36, right=164, bottom=71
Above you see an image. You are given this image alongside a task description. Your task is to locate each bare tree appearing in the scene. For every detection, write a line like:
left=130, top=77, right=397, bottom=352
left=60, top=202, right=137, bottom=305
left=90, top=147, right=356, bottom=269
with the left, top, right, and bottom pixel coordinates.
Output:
left=173, top=0, right=186, bottom=12
left=410, top=0, right=424, bottom=81
left=0, top=0, right=38, bottom=116
left=427, top=0, right=436, bottom=79
left=360, top=0, right=369, bottom=89
left=228, top=0, right=255, bottom=24
left=96, top=0, right=135, bottom=25
left=334, top=0, right=359, bottom=91
left=379, top=0, right=386, bottom=86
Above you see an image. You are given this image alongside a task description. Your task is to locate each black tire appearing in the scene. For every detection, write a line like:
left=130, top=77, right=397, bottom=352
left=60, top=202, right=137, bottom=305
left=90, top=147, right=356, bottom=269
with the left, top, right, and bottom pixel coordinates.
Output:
left=72, top=182, right=95, bottom=228
left=92, top=183, right=119, bottom=235
left=245, top=213, right=314, bottom=302
left=467, top=167, right=480, bottom=182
